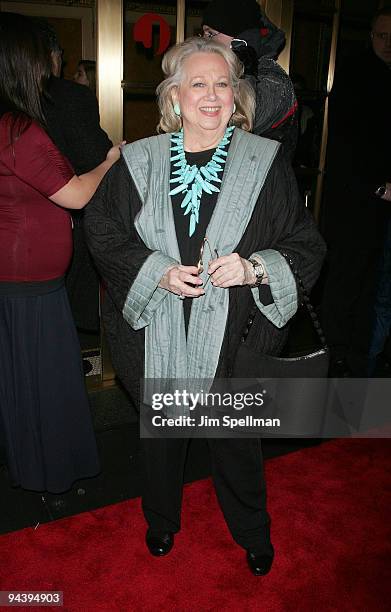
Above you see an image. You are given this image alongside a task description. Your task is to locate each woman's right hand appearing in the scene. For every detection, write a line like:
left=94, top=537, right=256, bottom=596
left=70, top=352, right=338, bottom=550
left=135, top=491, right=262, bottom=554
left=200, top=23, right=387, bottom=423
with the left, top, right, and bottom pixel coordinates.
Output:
left=106, top=141, right=126, bottom=164
left=159, top=264, right=205, bottom=298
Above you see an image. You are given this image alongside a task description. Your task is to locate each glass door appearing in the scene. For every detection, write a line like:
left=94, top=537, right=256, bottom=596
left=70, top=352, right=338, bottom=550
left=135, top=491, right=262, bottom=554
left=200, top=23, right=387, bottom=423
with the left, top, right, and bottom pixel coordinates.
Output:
left=123, top=1, right=178, bottom=142
left=289, top=0, right=338, bottom=217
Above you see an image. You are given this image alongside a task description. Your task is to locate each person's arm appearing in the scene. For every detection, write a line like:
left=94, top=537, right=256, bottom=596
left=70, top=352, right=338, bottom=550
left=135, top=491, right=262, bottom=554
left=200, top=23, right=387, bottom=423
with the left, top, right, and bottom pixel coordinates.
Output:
left=252, top=156, right=325, bottom=326
left=84, top=158, right=185, bottom=329
left=50, top=144, right=121, bottom=209
left=264, top=153, right=326, bottom=286
left=0, top=117, right=120, bottom=210
left=208, top=151, right=326, bottom=328
left=84, top=159, right=153, bottom=314
left=210, top=151, right=325, bottom=290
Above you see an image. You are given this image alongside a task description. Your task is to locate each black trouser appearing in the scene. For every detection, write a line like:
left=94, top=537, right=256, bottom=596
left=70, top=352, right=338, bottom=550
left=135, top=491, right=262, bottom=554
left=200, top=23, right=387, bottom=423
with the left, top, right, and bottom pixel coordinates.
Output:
left=321, top=247, right=381, bottom=375
left=140, top=437, right=273, bottom=554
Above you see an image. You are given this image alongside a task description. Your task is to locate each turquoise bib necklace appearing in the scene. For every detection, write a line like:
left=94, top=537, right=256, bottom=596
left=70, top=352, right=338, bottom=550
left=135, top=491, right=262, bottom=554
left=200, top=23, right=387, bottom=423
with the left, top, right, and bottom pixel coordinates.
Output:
left=169, top=125, right=235, bottom=237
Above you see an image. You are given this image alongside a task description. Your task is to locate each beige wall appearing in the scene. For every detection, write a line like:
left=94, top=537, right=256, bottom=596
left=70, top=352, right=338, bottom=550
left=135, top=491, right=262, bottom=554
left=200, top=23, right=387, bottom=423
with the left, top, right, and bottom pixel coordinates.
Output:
left=0, top=1, right=94, bottom=60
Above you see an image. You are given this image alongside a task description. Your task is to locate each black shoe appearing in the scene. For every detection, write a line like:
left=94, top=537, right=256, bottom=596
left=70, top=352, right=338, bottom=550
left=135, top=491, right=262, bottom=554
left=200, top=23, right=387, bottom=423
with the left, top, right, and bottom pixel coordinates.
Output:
left=246, top=551, right=274, bottom=576
left=145, top=530, right=174, bottom=557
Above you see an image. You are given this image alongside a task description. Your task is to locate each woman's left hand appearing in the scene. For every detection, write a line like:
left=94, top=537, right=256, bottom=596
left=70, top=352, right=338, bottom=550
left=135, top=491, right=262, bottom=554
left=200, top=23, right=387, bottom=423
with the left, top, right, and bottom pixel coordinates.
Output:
left=208, top=253, right=256, bottom=287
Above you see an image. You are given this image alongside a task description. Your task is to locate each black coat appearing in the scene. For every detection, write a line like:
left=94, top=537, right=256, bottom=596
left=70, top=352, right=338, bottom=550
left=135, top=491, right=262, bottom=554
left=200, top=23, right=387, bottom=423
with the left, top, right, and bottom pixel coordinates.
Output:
left=252, top=57, right=298, bottom=161
left=85, top=149, right=325, bottom=404
left=321, top=50, right=391, bottom=247
left=238, top=26, right=298, bottom=160
left=43, top=76, right=112, bottom=174
left=43, top=77, right=113, bottom=330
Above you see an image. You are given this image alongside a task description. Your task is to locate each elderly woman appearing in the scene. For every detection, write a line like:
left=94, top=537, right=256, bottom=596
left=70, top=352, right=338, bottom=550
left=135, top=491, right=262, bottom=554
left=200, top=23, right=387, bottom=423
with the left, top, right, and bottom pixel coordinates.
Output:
left=85, top=37, right=325, bottom=575
left=202, top=0, right=298, bottom=160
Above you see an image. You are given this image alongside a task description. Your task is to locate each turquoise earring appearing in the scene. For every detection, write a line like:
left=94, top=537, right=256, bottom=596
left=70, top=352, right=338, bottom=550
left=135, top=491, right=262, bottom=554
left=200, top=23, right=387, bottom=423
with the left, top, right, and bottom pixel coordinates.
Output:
left=173, top=103, right=181, bottom=116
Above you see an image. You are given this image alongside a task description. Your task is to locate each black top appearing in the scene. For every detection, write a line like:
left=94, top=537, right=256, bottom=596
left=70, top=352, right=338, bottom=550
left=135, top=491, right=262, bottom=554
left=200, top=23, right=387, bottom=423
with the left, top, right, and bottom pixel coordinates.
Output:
left=172, top=148, right=218, bottom=265
left=171, top=147, right=219, bottom=331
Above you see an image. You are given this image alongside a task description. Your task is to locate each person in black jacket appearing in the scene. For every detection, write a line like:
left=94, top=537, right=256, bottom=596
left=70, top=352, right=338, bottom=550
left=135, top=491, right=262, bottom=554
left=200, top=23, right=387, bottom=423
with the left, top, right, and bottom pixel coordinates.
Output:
left=34, top=18, right=113, bottom=333
left=320, top=6, right=391, bottom=376
left=84, top=37, right=325, bottom=576
left=202, top=0, right=298, bottom=160
left=74, top=59, right=97, bottom=93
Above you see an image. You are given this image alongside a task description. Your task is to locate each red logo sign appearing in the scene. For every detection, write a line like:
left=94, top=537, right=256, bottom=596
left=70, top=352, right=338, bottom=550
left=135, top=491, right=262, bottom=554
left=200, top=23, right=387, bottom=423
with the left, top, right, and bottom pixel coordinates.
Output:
left=133, top=13, right=171, bottom=55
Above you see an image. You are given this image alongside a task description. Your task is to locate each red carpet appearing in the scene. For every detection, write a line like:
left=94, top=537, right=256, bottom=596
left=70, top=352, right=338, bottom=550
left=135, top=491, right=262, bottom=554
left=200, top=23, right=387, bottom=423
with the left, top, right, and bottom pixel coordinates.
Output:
left=0, top=439, right=390, bottom=611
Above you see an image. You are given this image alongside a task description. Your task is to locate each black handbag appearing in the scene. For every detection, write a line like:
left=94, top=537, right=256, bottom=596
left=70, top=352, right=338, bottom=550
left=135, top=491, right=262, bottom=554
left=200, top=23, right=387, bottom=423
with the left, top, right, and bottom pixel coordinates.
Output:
left=232, top=253, right=330, bottom=436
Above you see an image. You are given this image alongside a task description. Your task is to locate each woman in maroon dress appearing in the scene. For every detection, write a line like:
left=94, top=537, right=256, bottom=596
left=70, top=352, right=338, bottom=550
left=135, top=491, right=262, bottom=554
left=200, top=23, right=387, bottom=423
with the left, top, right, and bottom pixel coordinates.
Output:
left=0, top=12, right=120, bottom=492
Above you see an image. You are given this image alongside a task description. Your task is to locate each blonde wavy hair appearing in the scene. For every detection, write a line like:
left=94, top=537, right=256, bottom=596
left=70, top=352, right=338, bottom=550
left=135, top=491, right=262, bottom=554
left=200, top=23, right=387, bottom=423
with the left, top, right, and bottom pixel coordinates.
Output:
left=156, top=37, right=255, bottom=133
